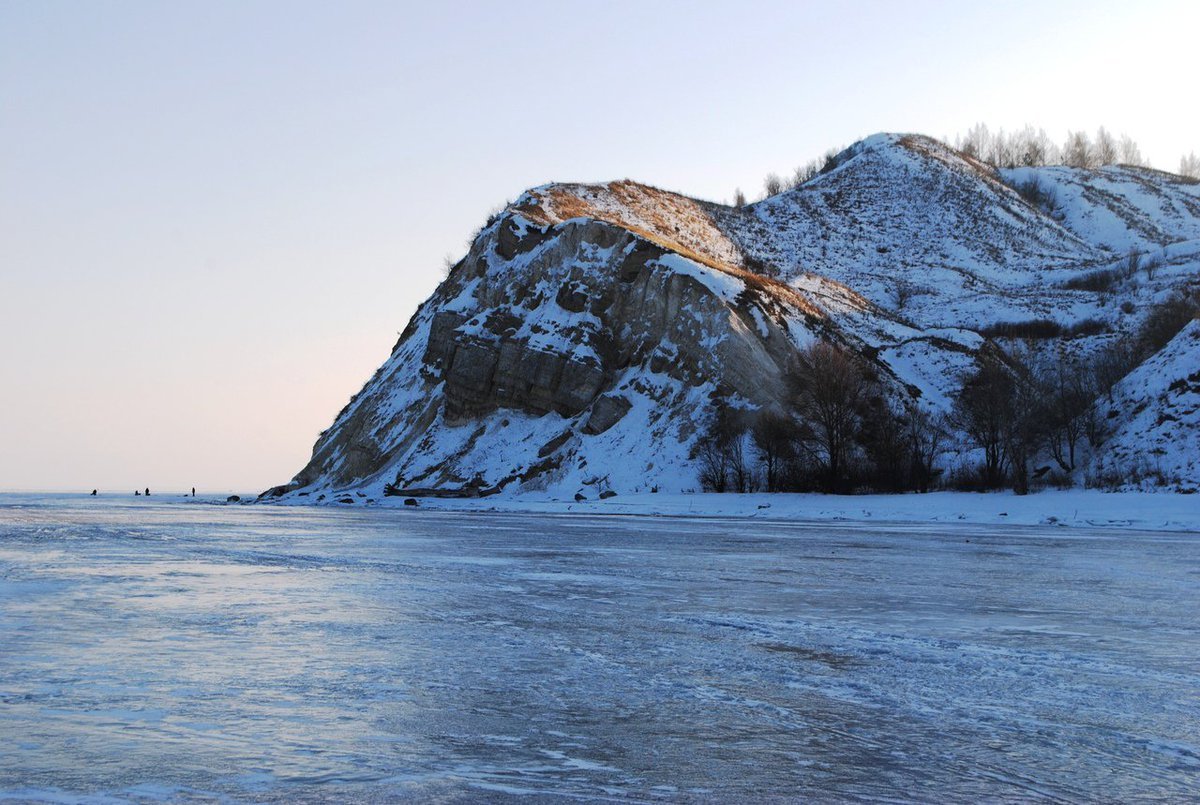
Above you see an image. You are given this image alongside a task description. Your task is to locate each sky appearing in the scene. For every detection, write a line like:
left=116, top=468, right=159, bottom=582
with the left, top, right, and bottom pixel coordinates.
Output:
left=2, top=0, right=1197, bottom=493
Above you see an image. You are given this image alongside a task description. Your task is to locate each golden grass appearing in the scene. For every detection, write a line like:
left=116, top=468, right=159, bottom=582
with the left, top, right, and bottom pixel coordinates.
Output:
left=512, top=180, right=829, bottom=322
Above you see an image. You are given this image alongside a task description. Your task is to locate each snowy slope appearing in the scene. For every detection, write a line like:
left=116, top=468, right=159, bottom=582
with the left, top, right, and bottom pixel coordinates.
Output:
left=267, top=133, right=1200, bottom=502
left=1086, top=320, right=1200, bottom=491
left=1001, top=164, right=1200, bottom=253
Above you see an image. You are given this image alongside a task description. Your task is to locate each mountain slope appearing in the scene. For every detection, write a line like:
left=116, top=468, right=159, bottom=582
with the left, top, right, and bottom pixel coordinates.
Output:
left=267, top=133, right=1200, bottom=501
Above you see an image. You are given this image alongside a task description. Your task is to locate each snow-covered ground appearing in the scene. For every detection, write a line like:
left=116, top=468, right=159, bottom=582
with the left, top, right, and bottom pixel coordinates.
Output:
left=274, top=488, right=1200, bottom=534
left=2, top=495, right=1198, bottom=801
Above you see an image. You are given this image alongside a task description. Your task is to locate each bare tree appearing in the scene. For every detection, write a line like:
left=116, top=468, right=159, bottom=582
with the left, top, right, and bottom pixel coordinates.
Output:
left=763, top=173, right=785, bottom=198
left=728, top=432, right=754, bottom=493
left=1091, top=340, right=1138, bottom=402
left=819, top=148, right=843, bottom=173
left=1063, top=130, right=1094, bottom=168
left=792, top=341, right=873, bottom=492
left=1003, top=365, right=1043, bottom=494
left=751, top=411, right=799, bottom=492
left=733, top=187, right=747, bottom=208
left=1079, top=380, right=1110, bottom=451
left=792, top=161, right=819, bottom=188
left=1118, top=134, right=1144, bottom=166
left=861, top=397, right=909, bottom=492
left=952, top=125, right=1144, bottom=169
left=697, top=405, right=758, bottom=492
left=907, top=408, right=947, bottom=492
left=697, top=437, right=730, bottom=492
left=1037, top=351, right=1091, bottom=472
left=1015, top=125, right=1053, bottom=167
left=1094, top=126, right=1117, bottom=166
left=1181, top=152, right=1200, bottom=179
left=959, top=123, right=991, bottom=160
left=1124, top=248, right=1142, bottom=279
left=890, top=278, right=917, bottom=311
left=950, top=360, right=1015, bottom=489
left=987, top=126, right=1012, bottom=167
left=1143, top=254, right=1159, bottom=281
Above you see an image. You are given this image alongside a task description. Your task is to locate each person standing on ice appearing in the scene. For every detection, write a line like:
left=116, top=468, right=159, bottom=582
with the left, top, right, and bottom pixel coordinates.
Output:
left=145, top=488, right=150, bottom=496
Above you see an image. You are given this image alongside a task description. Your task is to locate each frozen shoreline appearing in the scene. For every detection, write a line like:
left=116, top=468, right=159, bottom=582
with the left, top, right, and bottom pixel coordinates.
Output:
left=3, top=489, right=1196, bottom=534
left=266, top=489, right=1200, bottom=534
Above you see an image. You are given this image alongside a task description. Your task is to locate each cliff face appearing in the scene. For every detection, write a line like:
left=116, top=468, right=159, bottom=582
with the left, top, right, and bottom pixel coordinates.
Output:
left=279, top=211, right=886, bottom=498
left=269, top=134, right=1200, bottom=500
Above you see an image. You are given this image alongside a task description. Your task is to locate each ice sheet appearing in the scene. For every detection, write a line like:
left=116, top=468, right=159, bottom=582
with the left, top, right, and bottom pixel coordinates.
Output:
left=1, top=495, right=1198, bottom=801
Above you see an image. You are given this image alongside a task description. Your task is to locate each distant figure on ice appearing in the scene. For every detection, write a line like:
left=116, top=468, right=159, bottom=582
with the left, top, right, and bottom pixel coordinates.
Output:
left=90, top=489, right=97, bottom=496
left=192, top=487, right=196, bottom=497
left=134, top=490, right=140, bottom=496
left=145, top=488, right=150, bottom=496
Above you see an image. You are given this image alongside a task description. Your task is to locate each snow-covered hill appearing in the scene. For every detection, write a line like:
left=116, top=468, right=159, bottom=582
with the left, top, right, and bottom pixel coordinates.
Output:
left=266, top=134, right=1200, bottom=502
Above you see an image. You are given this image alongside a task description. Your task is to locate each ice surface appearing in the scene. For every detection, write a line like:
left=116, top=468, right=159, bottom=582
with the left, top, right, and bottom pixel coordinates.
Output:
left=2, top=495, right=1198, bottom=801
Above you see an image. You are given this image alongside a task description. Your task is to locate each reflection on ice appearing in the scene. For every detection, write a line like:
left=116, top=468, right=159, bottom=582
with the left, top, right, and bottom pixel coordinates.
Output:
left=1, top=494, right=1198, bottom=801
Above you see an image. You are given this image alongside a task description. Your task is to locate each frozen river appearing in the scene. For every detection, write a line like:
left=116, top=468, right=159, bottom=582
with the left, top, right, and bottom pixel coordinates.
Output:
left=1, top=495, right=1198, bottom=802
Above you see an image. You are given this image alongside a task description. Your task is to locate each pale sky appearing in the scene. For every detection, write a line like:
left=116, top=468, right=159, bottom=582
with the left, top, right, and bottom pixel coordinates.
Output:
left=2, top=0, right=1197, bottom=492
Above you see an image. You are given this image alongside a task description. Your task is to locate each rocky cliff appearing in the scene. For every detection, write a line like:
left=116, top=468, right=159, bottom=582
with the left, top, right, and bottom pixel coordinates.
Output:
left=266, top=134, right=1200, bottom=501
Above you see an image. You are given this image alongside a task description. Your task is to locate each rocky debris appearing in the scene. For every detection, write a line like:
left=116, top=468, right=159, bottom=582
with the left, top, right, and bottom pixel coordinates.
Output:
left=584, top=394, right=632, bottom=435
left=404, top=498, right=419, bottom=507
left=599, top=490, right=618, bottom=499
left=538, top=430, right=574, bottom=458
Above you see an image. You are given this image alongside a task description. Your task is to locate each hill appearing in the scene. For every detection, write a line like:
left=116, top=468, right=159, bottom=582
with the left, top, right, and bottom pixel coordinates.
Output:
left=265, top=134, right=1200, bottom=502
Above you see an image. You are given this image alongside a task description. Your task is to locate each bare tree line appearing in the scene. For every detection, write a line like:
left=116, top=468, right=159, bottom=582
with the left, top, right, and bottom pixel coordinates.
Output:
left=735, top=128, right=1200, bottom=205
left=733, top=145, right=850, bottom=205
left=949, top=287, right=1198, bottom=492
left=697, top=290, right=1200, bottom=495
left=957, top=124, right=1199, bottom=177
left=697, top=341, right=946, bottom=495
left=955, top=124, right=1152, bottom=169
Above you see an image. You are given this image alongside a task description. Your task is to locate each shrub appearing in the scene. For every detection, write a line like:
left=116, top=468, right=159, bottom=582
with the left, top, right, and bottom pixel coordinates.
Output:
left=945, top=462, right=993, bottom=492
left=1062, top=266, right=1124, bottom=292
left=979, top=319, right=1063, bottom=339
left=979, top=318, right=1108, bottom=340
left=1013, top=177, right=1058, bottom=212
left=1137, top=290, right=1199, bottom=356
left=1065, top=318, right=1108, bottom=338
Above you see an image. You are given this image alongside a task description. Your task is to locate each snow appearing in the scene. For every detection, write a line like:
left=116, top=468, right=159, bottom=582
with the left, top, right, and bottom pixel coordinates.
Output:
left=298, top=488, right=1200, bottom=533
left=654, top=252, right=745, bottom=303
left=2, top=494, right=1198, bottom=801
